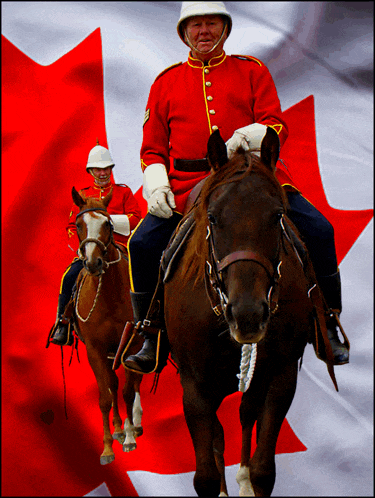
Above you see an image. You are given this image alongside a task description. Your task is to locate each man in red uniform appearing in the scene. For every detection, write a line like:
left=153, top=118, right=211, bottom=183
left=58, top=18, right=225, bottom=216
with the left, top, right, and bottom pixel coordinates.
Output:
left=125, top=1, right=349, bottom=373
left=50, top=142, right=141, bottom=346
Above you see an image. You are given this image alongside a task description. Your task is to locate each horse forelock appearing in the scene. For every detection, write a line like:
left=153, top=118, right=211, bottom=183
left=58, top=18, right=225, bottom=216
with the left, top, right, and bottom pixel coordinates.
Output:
left=181, top=150, right=287, bottom=287
left=81, top=195, right=108, bottom=212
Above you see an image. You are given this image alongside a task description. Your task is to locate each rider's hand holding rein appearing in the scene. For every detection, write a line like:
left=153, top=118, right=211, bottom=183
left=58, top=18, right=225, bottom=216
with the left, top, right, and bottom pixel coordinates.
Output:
left=226, top=123, right=268, bottom=159
left=143, top=162, right=176, bottom=218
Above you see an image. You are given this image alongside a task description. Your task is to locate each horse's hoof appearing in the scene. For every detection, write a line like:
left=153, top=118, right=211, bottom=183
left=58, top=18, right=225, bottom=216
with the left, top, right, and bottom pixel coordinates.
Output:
left=100, top=454, right=115, bottom=465
left=134, top=426, right=143, bottom=438
left=123, top=442, right=137, bottom=452
left=112, top=431, right=125, bottom=445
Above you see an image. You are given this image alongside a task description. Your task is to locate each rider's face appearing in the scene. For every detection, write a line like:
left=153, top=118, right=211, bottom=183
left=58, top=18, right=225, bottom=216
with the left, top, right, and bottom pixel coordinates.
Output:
left=89, top=166, right=112, bottom=185
left=185, top=15, right=226, bottom=58
left=90, top=167, right=112, bottom=179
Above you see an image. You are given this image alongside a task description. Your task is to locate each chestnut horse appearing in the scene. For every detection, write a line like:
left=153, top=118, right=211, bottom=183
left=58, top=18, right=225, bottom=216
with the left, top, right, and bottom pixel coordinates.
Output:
left=69, top=187, right=143, bottom=464
left=164, top=129, right=324, bottom=496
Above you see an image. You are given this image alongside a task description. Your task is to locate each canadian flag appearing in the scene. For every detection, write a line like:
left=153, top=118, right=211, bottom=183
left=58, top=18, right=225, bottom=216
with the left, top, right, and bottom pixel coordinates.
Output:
left=2, top=3, right=373, bottom=497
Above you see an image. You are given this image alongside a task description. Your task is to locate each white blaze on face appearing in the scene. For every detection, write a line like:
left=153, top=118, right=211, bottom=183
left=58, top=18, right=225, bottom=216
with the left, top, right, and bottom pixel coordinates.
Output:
left=83, top=212, right=107, bottom=261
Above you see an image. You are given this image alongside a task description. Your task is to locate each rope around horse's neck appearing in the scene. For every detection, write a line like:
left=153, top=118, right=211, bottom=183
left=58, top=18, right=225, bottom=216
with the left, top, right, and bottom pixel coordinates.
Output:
left=76, top=247, right=122, bottom=322
left=76, top=273, right=102, bottom=323
left=237, top=343, right=257, bottom=392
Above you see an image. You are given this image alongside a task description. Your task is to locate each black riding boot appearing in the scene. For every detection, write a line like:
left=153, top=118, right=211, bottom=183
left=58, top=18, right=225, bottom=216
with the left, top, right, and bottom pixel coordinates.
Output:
left=318, top=271, right=349, bottom=365
left=51, top=294, right=73, bottom=346
left=124, top=291, right=158, bottom=374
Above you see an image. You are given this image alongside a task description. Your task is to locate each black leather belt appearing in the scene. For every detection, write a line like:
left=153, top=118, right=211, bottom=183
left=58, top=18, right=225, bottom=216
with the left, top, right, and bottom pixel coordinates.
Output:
left=174, top=158, right=210, bottom=172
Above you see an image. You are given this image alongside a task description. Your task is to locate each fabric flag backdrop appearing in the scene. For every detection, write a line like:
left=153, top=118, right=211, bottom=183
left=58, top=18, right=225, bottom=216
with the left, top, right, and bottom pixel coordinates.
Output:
left=2, top=2, right=373, bottom=496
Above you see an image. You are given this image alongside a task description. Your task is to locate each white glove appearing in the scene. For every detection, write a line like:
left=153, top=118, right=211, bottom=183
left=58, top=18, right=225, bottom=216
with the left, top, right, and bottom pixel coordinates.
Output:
left=110, top=214, right=130, bottom=236
left=143, top=163, right=176, bottom=218
left=226, top=123, right=268, bottom=159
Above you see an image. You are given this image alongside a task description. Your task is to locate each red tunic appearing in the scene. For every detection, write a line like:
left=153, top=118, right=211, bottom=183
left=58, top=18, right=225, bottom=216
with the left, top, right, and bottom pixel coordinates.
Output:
left=67, top=182, right=142, bottom=253
left=141, top=51, right=296, bottom=213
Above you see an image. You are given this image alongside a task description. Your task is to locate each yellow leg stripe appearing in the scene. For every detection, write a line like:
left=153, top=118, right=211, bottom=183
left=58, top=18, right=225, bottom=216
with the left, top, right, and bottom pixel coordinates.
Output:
left=127, top=218, right=145, bottom=292
left=59, top=257, right=80, bottom=293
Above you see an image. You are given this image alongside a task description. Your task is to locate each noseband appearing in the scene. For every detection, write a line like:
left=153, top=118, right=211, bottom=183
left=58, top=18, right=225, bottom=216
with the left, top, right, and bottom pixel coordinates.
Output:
left=205, top=216, right=286, bottom=315
left=76, top=207, right=114, bottom=258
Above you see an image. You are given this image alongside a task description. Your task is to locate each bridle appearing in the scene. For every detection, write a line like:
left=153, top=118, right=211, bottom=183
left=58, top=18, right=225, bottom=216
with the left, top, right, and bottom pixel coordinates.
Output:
left=205, top=215, right=287, bottom=316
left=76, top=207, right=114, bottom=260
left=74, top=206, right=122, bottom=323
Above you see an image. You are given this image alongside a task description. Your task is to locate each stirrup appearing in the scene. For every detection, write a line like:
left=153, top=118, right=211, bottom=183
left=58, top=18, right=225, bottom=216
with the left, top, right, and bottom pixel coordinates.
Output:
left=326, top=312, right=349, bottom=365
left=50, top=320, right=74, bottom=346
left=123, top=328, right=168, bottom=375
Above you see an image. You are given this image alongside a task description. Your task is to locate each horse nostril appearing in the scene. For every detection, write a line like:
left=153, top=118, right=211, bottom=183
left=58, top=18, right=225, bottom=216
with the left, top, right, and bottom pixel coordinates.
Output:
left=97, top=258, right=103, bottom=268
left=225, top=302, right=233, bottom=322
left=261, top=301, right=270, bottom=324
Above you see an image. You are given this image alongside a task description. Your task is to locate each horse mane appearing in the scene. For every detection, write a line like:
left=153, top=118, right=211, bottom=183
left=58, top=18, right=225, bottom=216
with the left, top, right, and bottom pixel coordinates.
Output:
left=181, top=148, right=288, bottom=287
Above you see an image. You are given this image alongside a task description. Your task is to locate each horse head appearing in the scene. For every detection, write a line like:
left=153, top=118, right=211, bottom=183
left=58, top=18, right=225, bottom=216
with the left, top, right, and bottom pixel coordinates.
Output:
left=205, top=128, right=286, bottom=344
left=72, top=186, right=114, bottom=276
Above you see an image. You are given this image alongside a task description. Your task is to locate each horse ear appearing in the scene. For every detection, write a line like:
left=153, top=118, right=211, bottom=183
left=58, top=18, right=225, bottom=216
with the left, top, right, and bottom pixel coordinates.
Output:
left=207, top=129, right=228, bottom=171
left=102, top=187, right=113, bottom=208
left=72, top=186, right=85, bottom=208
left=260, top=127, right=280, bottom=171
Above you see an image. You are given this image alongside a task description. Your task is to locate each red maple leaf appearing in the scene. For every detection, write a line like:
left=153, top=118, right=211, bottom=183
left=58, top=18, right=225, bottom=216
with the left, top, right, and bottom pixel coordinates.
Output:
left=281, top=95, right=373, bottom=265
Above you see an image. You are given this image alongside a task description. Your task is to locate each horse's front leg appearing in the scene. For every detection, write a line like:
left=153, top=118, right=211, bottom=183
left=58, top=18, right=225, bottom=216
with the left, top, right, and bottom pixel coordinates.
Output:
left=182, top=379, right=221, bottom=497
left=250, top=361, right=298, bottom=496
left=213, top=415, right=229, bottom=497
left=86, top=345, right=117, bottom=465
left=111, top=370, right=125, bottom=445
left=237, top=376, right=263, bottom=497
left=122, top=371, right=143, bottom=452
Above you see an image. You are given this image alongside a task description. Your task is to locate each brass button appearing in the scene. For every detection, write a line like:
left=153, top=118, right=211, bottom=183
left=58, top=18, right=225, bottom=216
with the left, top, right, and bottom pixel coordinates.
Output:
left=205, top=81, right=212, bottom=87
left=209, top=109, right=216, bottom=115
left=207, top=96, right=213, bottom=101
left=204, top=68, right=210, bottom=74
left=212, top=125, right=218, bottom=131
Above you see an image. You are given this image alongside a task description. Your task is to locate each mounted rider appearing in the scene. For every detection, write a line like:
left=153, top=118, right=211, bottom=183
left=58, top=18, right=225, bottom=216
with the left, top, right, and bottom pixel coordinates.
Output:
left=123, top=1, right=349, bottom=374
left=49, top=142, right=141, bottom=346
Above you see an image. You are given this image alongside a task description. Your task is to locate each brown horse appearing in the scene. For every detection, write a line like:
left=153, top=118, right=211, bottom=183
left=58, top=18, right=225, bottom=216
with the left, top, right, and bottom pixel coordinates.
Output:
left=164, top=128, right=325, bottom=496
left=69, top=187, right=143, bottom=464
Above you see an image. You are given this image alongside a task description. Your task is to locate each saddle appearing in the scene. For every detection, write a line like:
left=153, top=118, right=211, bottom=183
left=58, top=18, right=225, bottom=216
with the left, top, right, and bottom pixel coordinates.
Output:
left=113, top=180, right=207, bottom=373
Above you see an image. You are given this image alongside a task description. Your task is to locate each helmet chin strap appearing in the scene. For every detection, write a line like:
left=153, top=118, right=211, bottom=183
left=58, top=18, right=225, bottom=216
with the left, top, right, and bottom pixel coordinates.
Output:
left=89, top=169, right=111, bottom=187
left=94, top=177, right=111, bottom=187
left=184, top=23, right=227, bottom=55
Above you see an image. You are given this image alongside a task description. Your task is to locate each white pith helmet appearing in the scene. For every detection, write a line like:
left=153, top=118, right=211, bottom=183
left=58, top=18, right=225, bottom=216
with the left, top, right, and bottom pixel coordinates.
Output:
left=177, top=1, right=232, bottom=45
left=86, top=141, right=115, bottom=170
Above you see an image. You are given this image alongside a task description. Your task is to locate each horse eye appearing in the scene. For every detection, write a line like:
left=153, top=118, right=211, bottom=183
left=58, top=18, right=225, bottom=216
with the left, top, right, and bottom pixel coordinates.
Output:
left=274, top=211, right=284, bottom=223
left=207, top=213, right=216, bottom=225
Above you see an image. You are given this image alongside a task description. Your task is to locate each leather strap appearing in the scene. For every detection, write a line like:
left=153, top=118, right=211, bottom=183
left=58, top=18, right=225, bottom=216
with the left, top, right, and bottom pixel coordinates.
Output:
left=174, top=158, right=210, bottom=172
left=76, top=207, right=108, bottom=218
left=216, top=250, right=274, bottom=280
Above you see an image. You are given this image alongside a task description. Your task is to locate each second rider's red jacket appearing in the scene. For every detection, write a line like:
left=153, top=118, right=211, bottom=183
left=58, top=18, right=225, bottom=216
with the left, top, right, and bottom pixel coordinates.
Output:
left=67, top=182, right=142, bottom=253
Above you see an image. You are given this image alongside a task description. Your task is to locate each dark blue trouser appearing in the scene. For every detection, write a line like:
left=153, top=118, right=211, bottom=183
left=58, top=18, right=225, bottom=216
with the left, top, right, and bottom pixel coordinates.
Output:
left=128, top=212, right=183, bottom=292
left=59, top=258, right=84, bottom=309
left=286, top=191, right=338, bottom=278
left=128, top=192, right=338, bottom=294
